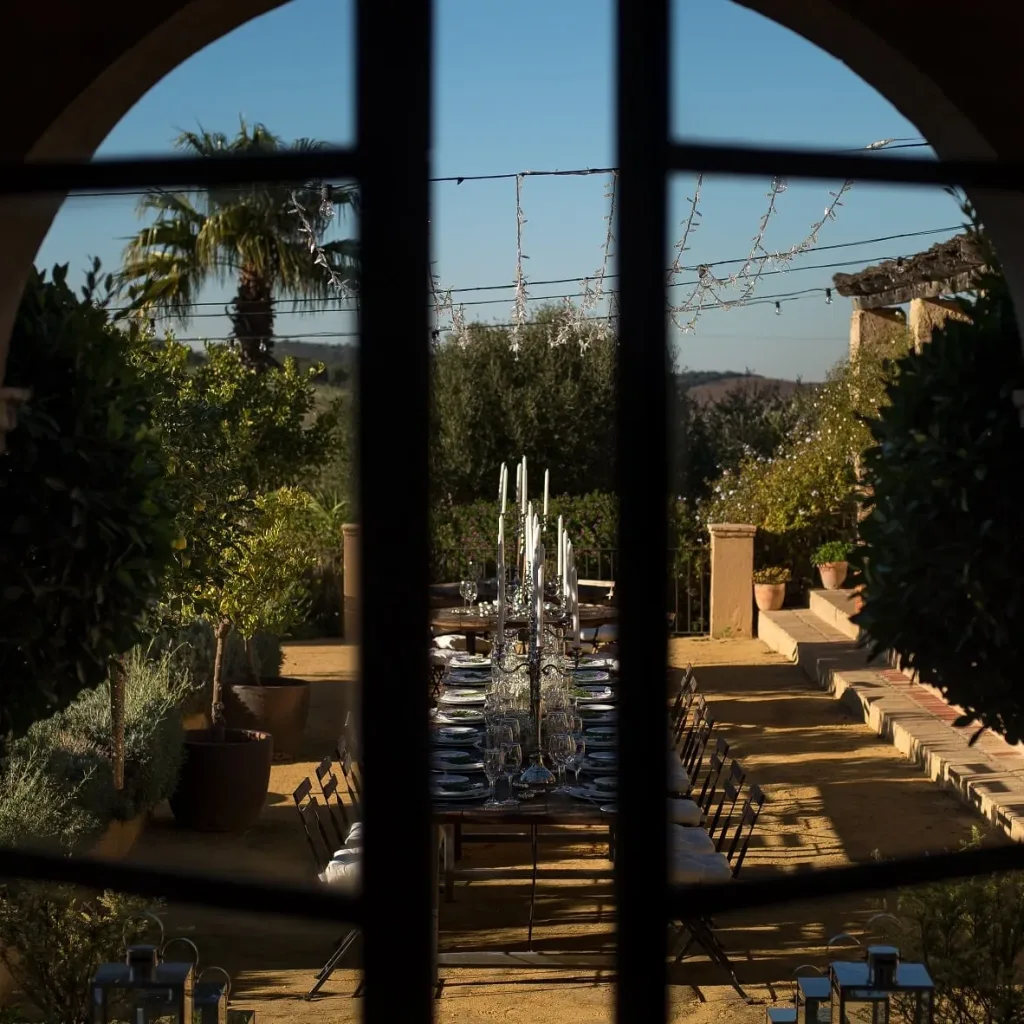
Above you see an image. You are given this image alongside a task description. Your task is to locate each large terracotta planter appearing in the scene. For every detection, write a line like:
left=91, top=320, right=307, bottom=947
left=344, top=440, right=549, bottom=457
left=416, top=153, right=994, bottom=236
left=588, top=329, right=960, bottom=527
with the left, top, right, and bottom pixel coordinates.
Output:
left=223, top=677, right=311, bottom=761
left=817, top=561, right=849, bottom=591
left=169, top=728, right=273, bottom=832
left=754, top=583, right=786, bottom=612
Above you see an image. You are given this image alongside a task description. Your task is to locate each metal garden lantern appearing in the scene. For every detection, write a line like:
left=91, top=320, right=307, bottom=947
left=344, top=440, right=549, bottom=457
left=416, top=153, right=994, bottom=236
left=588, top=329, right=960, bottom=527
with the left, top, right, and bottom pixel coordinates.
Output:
left=193, top=966, right=257, bottom=1024
left=90, top=917, right=195, bottom=1024
left=829, top=944, right=936, bottom=1024
left=767, top=966, right=831, bottom=1024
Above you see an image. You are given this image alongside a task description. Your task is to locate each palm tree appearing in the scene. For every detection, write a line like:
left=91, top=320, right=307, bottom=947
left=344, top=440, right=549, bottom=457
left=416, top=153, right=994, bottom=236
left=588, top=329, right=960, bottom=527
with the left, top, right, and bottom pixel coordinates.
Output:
left=118, top=119, right=359, bottom=370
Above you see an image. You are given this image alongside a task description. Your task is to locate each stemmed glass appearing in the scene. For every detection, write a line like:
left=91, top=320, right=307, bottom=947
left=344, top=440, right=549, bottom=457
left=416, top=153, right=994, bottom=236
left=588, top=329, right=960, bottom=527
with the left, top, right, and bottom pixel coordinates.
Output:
left=569, top=733, right=586, bottom=785
left=501, top=741, right=522, bottom=806
left=482, top=746, right=504, bottom=809
left=548, top=731, right=573, bottom=792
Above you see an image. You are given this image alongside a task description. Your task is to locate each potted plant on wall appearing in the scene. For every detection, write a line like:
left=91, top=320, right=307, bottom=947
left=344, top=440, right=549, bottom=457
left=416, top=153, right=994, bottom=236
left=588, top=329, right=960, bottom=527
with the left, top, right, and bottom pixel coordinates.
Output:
left=811, top=540, right=853, bottom=591
left=753, top=566, right=790, bottom=612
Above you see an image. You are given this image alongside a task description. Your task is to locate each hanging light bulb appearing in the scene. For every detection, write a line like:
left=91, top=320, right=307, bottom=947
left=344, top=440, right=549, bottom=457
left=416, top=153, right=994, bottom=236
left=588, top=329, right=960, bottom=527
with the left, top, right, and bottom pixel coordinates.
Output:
left=825, top=288, right=833, bottom=305
left=774, top=301, right=781, bottom=315
left=319, top=183, right=335, bottom=221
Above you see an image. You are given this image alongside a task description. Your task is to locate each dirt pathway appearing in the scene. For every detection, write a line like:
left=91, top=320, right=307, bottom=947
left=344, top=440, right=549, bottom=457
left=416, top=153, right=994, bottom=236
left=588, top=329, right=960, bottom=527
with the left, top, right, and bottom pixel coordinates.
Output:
left=123, top=637, right=996, bottom=1024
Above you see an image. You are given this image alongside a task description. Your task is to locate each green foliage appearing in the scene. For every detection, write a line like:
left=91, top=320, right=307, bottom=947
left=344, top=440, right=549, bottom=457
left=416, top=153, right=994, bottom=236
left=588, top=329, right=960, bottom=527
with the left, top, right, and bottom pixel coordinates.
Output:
left=0, top=886, right=156, bottom=1024
left=431, top=309, right=616, bottom=502
left=752, top=566, right=790, bottom=585
left=0, top=263, right=176, bottom=744
left=8, top=648, right=189, bottom=826
left=705, top=328, right=910, bottom=583
left=129, top=338, right=341, bottom=623
left=852, top=206, right=1024, bottom=742
left=885, top=831, right=1024, bottom=1024
left=811, top=540, right=852, bottom=565
left=207, top=487, right=321, bottom=647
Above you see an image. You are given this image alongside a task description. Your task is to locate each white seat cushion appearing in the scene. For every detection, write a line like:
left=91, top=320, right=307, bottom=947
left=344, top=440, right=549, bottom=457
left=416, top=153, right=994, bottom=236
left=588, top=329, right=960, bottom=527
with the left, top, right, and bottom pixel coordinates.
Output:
left=669, top=850, right=732, bottom=886
left=320, top=847, right=362, bottom=887
left=433, top=634, right=467, bottom=650
left=668, top=798, right=703, bottom=826
left=668, top=759, right=691, bottom=793
left=343, top=821, right=363, bottom=846
left=670, top=823, right=716, bottom=855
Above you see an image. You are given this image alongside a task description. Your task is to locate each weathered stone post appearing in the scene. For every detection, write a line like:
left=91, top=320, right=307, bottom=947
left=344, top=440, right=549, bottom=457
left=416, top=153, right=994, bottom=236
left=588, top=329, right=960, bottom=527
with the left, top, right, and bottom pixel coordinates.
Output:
left=342, top=522, right=360, bottom=643
left=708, top=523, right=757, bottom=639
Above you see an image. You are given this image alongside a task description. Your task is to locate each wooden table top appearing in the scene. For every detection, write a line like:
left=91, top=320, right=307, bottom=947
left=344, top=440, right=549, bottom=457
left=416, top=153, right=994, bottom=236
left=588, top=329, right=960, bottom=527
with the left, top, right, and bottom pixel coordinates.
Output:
left=432, top=790, right=614, bottom=825
left=431, top=603, right=618, bottom=635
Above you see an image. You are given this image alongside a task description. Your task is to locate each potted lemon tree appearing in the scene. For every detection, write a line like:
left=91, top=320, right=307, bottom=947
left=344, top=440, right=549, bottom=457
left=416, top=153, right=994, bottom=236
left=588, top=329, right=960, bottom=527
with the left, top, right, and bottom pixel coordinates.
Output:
left=753, top=566, right=790, bottom=612
left=811, top=540, right=852, bottom=591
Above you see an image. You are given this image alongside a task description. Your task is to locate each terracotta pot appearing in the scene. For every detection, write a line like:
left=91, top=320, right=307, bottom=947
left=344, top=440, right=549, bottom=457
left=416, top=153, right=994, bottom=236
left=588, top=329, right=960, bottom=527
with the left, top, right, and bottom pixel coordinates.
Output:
left=223, top=677, right=311, bottom=760
left=817, top=561, right=849, bottom=590
left=169, top=728, right=273, bottom=832
left=754, top=582, right=786, bottom=612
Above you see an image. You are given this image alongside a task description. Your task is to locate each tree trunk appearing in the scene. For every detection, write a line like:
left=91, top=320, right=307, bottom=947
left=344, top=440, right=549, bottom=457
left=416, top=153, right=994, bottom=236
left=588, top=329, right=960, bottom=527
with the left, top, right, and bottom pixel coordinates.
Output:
left=109, top=656, right=126, bottom=791
left=211, top=619, right=233, bottom=739
left=228, top=266, right=278, bottom=371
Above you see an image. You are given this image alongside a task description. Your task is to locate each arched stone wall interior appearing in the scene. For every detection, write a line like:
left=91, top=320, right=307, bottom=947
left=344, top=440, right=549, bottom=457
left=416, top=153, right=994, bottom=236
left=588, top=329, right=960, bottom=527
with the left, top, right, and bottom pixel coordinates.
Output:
left=2, top=0, right=1023, bottom=395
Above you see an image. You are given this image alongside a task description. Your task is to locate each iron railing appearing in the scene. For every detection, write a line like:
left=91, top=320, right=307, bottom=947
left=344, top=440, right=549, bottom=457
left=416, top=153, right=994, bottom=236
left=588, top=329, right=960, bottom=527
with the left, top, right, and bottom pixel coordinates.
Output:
left=1, top=2, right=1023, bottom=1022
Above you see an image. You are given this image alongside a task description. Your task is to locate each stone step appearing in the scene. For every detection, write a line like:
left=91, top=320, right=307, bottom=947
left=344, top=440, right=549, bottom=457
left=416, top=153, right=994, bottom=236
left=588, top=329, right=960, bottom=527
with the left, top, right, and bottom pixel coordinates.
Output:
left=807, top=588, right=861, bottom=641
left=757, top=607, right=1024, bottom=843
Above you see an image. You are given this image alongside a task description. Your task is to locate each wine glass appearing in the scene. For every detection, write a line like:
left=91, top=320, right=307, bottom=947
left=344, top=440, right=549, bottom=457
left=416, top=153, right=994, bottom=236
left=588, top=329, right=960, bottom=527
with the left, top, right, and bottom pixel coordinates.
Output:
left=488, top=724, right=513, bottom=751
left=482, top=746, right=504, bottom=809
left=497, top=716, right=521, bottom=743
left=570, top=734, right=586, bottom=785
left=501, top=741, right=523, bottom=806
left=545, top=711, right=570, bottom=736
left=548, top=731, right=573, bottom=791
left=465, top=576, right=479, bottom=609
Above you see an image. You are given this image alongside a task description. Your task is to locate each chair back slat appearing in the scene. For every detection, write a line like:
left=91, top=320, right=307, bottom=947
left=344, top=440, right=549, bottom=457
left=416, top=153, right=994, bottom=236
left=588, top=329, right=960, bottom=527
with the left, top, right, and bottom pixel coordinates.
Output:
left=696, top=738, right=729, bottom=816
left=725, top=783, right=766, bottom=877
left=292, top=779, right=333, bottom=873
left=315, top=756, right=350, bottom=845
left=676, top=693, right=706, bottom=752
left=683, top=715, right=714, bottom=779
left=708, top=759, right=746, bottom=849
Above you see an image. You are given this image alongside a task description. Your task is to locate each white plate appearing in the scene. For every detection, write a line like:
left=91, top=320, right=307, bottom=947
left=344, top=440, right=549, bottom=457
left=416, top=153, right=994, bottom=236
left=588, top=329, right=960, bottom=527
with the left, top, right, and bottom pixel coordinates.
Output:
left=574, top=669, right=611, bottom=684
left=433, top=774, right=469, bottom=787
left=577, top=687, right=614, bottom=703
left=600, top=803, right=617, bottom=814
left=431, top=783, right=489, bottom=800
left=433, top=725, right=481, bottom=745
left=593, top=776, right=618, bottom=792
left=434, top=709, right=485, bottom=724
left=588, top=750, right=618, bottom=763
left=580, top=703, right=616, bottom=714
left=580, top=656, right=618, bottom=671
left=432, top=749, right=475, bottom=764
left=567, top=786, right=606, bottom=803
left=450, top=653, right=491, bottom=668
left=439, top=690, right=487, bottom=705
left=587, top=726, right=617, bottom=738
left=448, top=670, right=492, bottom=684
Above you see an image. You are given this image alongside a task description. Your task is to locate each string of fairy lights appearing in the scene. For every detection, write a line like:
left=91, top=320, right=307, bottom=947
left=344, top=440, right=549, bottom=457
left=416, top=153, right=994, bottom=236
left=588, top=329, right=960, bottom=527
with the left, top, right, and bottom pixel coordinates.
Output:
left=98, top=137, right=958, bottom=348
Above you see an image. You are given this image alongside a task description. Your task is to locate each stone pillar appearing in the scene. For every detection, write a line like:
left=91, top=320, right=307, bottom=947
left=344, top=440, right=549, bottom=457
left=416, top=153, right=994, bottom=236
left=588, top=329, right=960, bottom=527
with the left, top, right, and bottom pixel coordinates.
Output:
left=908, top=297, right=971, bottom=352
left=0, top=387, right=31, bottom=452
left=342, top=523, right=360, bottom=643
left=849, top=307, right=906, bottom=360
left=708, top=523, right=757, bottom=640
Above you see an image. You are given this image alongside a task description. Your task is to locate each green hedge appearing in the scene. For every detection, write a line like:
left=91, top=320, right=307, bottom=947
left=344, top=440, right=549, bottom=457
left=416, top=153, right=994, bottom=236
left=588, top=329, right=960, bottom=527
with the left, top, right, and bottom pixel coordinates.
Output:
left=431, top=491, right=703, bottom=583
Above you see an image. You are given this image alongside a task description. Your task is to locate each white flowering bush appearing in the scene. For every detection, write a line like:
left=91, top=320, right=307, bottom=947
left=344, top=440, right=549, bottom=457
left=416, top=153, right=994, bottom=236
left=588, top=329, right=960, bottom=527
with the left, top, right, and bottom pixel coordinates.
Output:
left=704, top=326, right=910, bottom=582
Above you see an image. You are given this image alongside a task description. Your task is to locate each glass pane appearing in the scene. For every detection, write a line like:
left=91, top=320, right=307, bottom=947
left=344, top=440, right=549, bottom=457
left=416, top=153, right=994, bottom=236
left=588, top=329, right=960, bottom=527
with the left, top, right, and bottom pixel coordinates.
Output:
left=666, top=161, right=1015, bottom=1018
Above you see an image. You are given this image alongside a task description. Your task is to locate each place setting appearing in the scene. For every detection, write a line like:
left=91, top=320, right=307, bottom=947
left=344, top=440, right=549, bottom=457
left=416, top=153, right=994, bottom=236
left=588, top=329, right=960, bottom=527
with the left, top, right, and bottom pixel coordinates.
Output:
left=438, top=688, right=488, bottom=707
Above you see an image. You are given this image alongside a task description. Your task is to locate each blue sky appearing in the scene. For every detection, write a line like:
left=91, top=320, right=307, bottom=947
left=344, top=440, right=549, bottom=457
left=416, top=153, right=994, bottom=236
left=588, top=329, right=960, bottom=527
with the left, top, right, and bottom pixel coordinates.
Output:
left=36, top=0, right=962, bottom=381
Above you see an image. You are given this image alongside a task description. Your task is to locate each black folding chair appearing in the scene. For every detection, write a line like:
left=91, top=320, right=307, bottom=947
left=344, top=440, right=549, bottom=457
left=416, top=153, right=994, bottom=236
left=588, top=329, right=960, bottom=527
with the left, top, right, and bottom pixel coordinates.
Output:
left=671, top=784, right=767, bottom=1001
left=670, top=669, right=697, bottom=727
left=707, top=759, right=746, bottom=850
left=695, top=738, right=729, bottom=813
left=292, top=779, right=362, bottom=1000
left=315, top=756, right=355, bottom=850
left=682, top=714, right=715, bottom=784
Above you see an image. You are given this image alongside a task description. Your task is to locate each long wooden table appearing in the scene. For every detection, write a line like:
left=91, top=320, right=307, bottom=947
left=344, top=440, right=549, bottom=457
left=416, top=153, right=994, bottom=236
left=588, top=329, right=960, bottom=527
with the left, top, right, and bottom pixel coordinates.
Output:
left=431, top=604, right=618, bottom=653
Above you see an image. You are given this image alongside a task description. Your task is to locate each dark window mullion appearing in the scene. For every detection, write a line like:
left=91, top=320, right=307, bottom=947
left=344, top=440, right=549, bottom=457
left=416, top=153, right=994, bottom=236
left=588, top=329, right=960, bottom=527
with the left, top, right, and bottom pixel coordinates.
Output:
left=615, top=0, right=671, bottom=1021
left=356, top=1, right=433, bottom=1022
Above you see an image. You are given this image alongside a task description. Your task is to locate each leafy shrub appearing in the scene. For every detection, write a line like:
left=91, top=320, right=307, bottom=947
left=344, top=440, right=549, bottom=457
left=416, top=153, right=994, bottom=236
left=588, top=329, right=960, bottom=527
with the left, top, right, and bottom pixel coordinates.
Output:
left=811, top=540, right=853, bottom=565
left=753, top=566, right=790, bottom=585
left=7, top=650, right=189, bottom=826
left=431, top=491, right=704, bottom=584
left=0, top=886, right=156, bottom=1024
left=853, top=204, right=1024, bottom=742
left=705, top=329, right=909, bottom=585
left=882, top=831, right=1024, bottom=1024
left=0, top=263, right=176, bottom=744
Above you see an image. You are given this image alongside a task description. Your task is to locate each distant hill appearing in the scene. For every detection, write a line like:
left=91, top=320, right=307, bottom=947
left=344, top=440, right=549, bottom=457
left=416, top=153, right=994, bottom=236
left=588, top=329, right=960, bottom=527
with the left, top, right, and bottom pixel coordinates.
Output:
left=684, top=373, right=814, bottom=405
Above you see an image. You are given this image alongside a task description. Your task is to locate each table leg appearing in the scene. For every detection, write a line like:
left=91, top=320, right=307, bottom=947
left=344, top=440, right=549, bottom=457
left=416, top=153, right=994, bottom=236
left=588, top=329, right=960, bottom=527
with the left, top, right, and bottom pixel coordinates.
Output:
left=527, top=823, right=539, bottom=950
left=433, top=824, right=444, bottom=998
left=443, top=824, right=456, bottom=902
left=466, top=631, right=477, bottom=654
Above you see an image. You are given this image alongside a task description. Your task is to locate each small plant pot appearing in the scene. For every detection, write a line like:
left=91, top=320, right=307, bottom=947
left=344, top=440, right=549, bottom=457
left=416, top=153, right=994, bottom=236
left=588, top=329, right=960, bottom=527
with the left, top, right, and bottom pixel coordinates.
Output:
left=223, top=677, right=312, bottom=760
left=169, top=729, right=273, bottom=832
left=754, top=583, right=786, bottom=612
left=817, top=561, right=849, bottom=590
